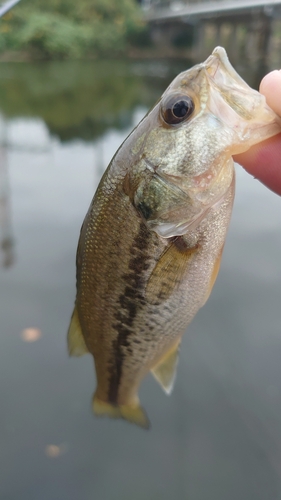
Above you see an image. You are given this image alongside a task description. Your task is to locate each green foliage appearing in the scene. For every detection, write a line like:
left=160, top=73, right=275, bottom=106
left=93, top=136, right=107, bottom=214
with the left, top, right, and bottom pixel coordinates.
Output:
left=0, top=57, right=182, bottom=141
left=0, top=0, right=145, bottom=59
left=14, top=13, right=91, bottom=58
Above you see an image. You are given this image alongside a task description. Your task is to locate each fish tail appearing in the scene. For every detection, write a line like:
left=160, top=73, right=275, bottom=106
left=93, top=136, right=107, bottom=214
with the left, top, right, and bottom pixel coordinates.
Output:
left=92, top=394, right=150, bottom=429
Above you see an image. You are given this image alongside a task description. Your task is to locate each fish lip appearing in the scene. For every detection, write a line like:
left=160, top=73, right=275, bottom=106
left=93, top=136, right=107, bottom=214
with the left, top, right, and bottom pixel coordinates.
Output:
left=204, top=46, right=249, bottom=89
left=202, top=47, right=281, bottom=144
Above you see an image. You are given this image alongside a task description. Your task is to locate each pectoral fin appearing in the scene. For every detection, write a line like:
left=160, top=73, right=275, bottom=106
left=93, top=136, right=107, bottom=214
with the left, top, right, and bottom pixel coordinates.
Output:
left=203, top=248, right=223, bottom=304
left=67, top=306, right=89, bottom=356
left=146, top=239, right=198, bottom=305
left=151, top=340, right=181, bottom=394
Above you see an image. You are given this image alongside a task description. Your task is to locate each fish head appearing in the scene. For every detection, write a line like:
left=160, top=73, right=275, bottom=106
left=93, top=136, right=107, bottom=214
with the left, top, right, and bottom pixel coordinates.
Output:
left=128, top=47, right=281, bottom=238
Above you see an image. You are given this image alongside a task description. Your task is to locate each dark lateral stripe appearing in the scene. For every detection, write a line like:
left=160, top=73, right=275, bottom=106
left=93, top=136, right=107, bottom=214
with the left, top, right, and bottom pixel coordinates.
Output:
left=108, top=222, right=151, bottom=404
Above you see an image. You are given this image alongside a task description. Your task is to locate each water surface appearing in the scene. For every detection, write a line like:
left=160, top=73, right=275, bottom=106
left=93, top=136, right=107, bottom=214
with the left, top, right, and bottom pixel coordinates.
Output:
left=1, top=49, right=281, bottom=500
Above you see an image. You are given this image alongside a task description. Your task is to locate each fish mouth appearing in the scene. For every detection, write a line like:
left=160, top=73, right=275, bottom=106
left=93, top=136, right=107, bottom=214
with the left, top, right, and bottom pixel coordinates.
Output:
left=202, top=46, right=281, bottom=148
left=205, top=46, right=250, bottom=90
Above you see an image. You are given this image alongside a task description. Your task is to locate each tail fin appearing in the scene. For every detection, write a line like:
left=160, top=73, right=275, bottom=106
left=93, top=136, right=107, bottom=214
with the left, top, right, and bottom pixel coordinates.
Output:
left=92, top=394, right=150, bottom=429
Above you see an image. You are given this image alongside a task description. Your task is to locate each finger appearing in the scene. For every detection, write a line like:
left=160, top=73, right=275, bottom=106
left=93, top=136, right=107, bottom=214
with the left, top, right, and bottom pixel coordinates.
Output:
left=234, top=133, right=281, bottom=195
left=259, top=70, right=281, bottom=116
left=233, top=70, right=281, bottom=195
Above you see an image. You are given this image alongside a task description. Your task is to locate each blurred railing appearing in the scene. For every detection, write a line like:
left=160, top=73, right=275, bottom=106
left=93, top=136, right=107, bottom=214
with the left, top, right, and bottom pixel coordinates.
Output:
left=143, top=0, right=281, bottom=20
left=141, top=0, right=272, bottom=9
left=142, top=0, right=239, bottom=7
left=0, top=0, right=21, bottom=18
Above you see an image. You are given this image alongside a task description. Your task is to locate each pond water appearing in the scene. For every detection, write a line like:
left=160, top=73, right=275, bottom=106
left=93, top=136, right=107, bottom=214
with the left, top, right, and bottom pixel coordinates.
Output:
left=1, top=41, right=281, bottom=500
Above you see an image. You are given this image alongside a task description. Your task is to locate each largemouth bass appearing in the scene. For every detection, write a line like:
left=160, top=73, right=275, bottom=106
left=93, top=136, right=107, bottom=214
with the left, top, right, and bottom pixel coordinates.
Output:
left=68, top=47, right=280, bottom=428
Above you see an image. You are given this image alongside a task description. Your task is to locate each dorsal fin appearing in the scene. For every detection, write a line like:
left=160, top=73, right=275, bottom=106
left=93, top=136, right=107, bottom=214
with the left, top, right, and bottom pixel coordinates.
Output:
left=67, top=306, right=89, bottom=357
left=151, top=339, right=181, bottom=394
left=146, top=239, right=199, bottom=305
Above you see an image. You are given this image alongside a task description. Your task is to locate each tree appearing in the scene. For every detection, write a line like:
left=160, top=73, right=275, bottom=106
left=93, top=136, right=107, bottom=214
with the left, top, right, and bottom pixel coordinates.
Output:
left=0, top=0, right=145, bottom=58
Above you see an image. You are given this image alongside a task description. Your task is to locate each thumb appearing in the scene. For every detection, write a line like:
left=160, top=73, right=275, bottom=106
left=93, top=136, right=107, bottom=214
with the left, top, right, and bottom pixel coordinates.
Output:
left=260, top=70, right=281, bottom=117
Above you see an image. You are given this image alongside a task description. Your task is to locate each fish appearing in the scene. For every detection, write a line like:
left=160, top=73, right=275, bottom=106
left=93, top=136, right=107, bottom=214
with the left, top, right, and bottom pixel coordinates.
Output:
left=68, top=47, right=281, bottom=429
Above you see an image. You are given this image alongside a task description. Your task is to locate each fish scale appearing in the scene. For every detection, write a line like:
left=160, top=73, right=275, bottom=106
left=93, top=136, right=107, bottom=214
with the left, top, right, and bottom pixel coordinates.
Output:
left=68, top=47, right=281, bottom=428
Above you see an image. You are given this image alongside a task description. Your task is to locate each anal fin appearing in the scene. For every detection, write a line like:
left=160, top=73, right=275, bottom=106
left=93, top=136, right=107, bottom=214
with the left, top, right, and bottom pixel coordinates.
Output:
left=67, top=306, right=89, bottom=357
left=151, top=339, right=181, bottom=395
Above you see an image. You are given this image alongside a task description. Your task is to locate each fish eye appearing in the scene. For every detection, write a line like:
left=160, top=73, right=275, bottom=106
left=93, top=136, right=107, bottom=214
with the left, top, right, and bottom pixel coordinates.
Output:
left=161, top=94, right=194, bottom=125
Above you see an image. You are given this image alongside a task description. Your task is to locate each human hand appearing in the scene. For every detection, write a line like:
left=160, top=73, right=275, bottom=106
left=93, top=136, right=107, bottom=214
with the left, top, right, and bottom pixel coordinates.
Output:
left=233, top=70, right=281, bottom=195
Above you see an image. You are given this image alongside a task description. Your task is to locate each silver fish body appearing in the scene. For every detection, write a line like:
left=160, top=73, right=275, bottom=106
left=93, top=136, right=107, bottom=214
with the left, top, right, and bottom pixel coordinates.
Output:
left=68, top=47, right=280, bottom=428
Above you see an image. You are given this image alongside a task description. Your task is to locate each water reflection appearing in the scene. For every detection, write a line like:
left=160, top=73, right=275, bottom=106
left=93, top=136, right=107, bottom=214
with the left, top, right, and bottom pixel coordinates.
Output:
left=0, top=61, right=154, bottom=142
left=0, top=125, right=14, bottom=268
left=20, top=328, right=42, bottom=342
left=0, top=43, right=281, bottom=500
left=45, top=443, right=67, bottom=458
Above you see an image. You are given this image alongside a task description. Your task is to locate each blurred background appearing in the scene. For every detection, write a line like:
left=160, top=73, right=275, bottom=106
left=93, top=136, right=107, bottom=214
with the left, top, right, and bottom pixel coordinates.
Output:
left=1, top=1, right=281, bottom=499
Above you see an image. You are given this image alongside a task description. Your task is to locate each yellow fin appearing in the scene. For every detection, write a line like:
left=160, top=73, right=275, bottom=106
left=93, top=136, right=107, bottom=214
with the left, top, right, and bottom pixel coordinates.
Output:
left=93, top=394, right=150, bottom=429
left=67, top=306, right=89, bottom=357
left=151, top=340, right=180, bottom=394
left=146, top=240, right=198, bottom=305
left=204, top=248, right=223, bottom=304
